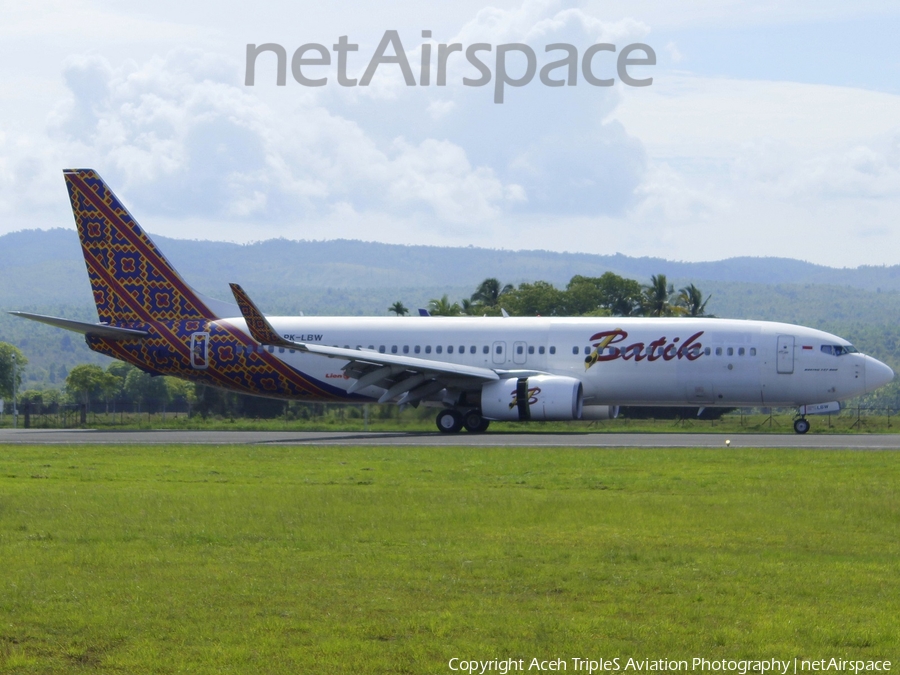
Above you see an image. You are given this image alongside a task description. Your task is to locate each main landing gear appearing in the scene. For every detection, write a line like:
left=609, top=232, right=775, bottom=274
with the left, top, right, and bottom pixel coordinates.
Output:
left=793, top=417, right=810, bottom=434
left=436, top=409, right=490, bottom=433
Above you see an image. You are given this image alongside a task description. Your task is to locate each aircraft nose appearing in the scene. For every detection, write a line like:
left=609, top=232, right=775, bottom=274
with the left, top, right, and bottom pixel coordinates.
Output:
left=866, top=357, right=895, bottom=392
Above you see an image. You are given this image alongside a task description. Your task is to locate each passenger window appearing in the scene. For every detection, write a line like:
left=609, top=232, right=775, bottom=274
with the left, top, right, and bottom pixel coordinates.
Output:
left=572, top=347, right=579, bottom=355
left=368, top=345, right=374, bottom=350
left=278, top=347, right=284, bottom=353
left=750, top=348, right=757, bottom=356
left=550, top=346, right=556, bottom=355
left=482, top=346, right=489, bottom=354
left=379, top=346, right=386, bottom=353
left=403, top=345, right=409, bottom=354
left=391, top=345, right=398, bottom=354
left=738, top=347, right=745, bottom=356
left=727, top=347, right=733, bottom=356
left=470, top=346, right=476, bottom=354
left=528, top=346, right=534, bottom=354
left=415, top=346, right=421, bottom=354
left=448, top=346, right=454, bottom=354
left=425, top=346, right=432, bottom=354
left=704, top=347, right=711, bottom=356
left=584, top=346, right=591, bottom=355
left=289, top=349, right=295, bottom=354
left=495, top=345, right=502, bottom=354
left=516, top=345, right=524, bottom=355
left=436, top=346, right=443, bottom=354
left=539, top=346, right=545, bottom=355
left=715, top=347, right=722, bottom=356
left=268, top=346, right=275, bottom=353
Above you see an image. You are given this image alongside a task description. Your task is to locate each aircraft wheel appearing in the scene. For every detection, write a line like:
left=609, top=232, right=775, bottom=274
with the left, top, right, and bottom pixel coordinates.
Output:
left=436, top=409, right=463, bottom=433
left=463, top=410, right=491, bottom=433
left=793, top=418, right=810, bottom=435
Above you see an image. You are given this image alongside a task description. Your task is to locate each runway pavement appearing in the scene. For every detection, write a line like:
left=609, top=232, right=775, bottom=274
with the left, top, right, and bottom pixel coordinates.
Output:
left=2, top=428, right=900, bottom=448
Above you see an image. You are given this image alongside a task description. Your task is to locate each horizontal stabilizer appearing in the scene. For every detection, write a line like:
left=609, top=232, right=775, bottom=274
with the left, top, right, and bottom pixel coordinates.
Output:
left=9, top=311, right=149, bottom=340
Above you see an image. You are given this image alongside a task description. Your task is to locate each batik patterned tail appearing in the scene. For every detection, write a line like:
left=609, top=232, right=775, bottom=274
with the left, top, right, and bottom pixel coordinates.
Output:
left=64, top=168, right=217, bottom=325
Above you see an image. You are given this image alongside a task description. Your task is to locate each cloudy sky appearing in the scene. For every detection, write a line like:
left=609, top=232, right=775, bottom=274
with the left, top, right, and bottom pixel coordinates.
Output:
left=1, top=1, right=899, bottom=267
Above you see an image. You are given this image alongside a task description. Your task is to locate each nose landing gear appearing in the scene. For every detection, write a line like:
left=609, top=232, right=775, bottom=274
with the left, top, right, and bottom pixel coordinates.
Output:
left=793, top=417, right=810, bottom=434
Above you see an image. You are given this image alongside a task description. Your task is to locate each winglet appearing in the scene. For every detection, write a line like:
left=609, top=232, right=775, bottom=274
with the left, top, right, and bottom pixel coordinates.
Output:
left=228, top=283, right=295, bottom=348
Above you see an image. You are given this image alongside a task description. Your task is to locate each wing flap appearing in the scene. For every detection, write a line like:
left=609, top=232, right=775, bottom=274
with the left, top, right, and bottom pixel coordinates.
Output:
left=228, top=283, right=500, bottom=384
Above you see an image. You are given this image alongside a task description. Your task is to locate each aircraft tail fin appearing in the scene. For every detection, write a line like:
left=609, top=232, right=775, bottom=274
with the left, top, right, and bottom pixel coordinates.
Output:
left=63, top=169, right=237, bottom=324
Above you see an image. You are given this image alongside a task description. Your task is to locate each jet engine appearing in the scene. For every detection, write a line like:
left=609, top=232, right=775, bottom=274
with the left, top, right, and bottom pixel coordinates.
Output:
left=581, top=405, right=620, bottom=420
left=481, top=375, right=583, bottom=421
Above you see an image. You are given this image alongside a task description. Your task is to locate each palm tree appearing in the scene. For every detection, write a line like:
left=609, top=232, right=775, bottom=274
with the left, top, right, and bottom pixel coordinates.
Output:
left=460, top=298, right=477, bottom=315
left=471, top=278, right=514, bottom=307
left=428, top=295, right=462, bottom=316
left=642, top=274, right=681, bottom=317
left=677, top=284, right=712, bottom=317
left=388, top=301, right=408, bottom=316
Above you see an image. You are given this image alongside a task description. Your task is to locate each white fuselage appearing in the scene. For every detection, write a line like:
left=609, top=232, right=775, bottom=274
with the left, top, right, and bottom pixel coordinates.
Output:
left=217, top=316, right=894, bottom=408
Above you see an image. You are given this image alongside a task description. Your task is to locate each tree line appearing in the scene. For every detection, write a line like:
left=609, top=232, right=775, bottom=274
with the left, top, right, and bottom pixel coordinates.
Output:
left=389, top=272, right=711, bottom=318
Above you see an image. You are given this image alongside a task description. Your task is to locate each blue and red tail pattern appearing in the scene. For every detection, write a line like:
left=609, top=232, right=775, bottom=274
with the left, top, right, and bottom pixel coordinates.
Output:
left=64, top=169, right=345, bottom=401
left=65, top=169, right=216, bottom=325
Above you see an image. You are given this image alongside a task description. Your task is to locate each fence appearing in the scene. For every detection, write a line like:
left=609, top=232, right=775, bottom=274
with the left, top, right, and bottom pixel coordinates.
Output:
left=0, top=401, right=193, bottom=429
left=2, top=401, right=900, bottom=432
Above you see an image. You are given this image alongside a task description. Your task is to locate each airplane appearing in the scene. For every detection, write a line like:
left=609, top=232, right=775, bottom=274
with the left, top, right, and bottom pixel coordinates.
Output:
left=9, top=169, right=896, bottom=435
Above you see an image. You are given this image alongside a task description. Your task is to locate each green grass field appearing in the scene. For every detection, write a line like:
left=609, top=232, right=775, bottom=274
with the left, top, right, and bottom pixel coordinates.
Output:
left=0, top=445, right=898, bottom=673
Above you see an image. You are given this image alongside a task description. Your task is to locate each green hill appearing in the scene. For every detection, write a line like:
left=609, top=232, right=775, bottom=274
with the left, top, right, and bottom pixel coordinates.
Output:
left=2, top=228, right=899, bottom=389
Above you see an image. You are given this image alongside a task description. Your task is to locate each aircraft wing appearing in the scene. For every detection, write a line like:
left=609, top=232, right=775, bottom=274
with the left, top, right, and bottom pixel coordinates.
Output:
left=8, top=311, right=150, bottom=340
left=228, top=283, right=507, bottom=403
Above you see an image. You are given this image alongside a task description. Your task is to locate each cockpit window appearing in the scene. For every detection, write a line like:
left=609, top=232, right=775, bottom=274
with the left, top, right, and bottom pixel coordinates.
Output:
left=821, top=344, right=859, bottom=356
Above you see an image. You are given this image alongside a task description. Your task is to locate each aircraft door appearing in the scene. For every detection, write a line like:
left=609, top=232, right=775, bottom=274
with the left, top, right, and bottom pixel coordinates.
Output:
left=776, top=335, right=794, bottom=374
left=492, top=341, right=506, bottom=365
left=190, top=332, right=210, bottom=370
left=513, top=341, right=527, bottom=365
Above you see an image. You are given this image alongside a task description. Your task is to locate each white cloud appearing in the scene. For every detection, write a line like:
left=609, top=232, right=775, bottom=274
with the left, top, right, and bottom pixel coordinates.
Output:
left=427, top=99, right=456, bottom=119
left=387, top=137, right=524, bottom=224
left=0, top=0, right=652, bottom=240
left=580, top=0, right=899, bottom=31
left=665, top=41, right=683, bottom=63
left=15, top=48, right=528, bottom=231
left=2, top=0, right=900, bottom=267
left=605, top=74, right=900, bottom=265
